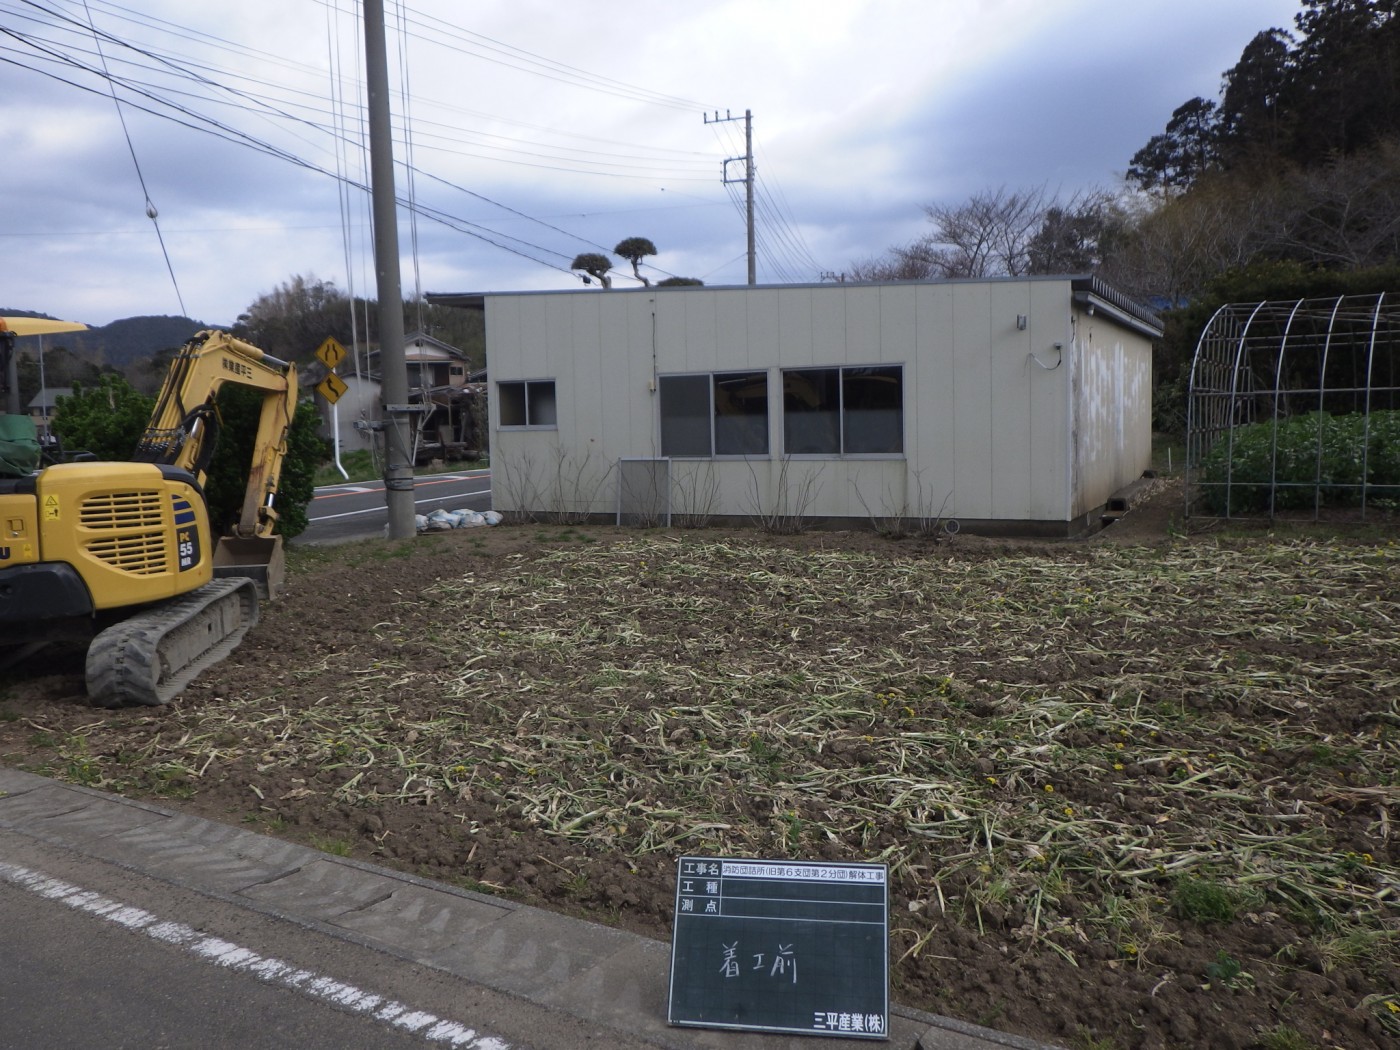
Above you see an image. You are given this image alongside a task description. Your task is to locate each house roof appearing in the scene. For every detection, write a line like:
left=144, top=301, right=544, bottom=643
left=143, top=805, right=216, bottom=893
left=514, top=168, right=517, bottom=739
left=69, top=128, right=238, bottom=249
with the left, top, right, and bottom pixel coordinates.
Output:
left=402, top=330, right=471, bottom=360
left=28, top=386, right=72, bottom=410
left=1069, top=276, right=1163, bottom=339
left=301, top=330, right=472, bottom=386
left=426, top=274, right=1163, bottom=339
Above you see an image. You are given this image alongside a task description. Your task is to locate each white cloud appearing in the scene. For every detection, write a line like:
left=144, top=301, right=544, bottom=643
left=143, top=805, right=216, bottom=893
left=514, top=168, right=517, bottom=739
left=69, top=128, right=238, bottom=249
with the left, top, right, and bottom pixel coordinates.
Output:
left=0, top=0, right=1301, bottom=326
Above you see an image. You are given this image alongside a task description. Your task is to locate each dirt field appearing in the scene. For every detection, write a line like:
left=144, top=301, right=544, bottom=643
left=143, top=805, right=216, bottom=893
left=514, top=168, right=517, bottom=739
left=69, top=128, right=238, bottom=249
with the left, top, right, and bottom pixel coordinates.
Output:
left=2, top=482, right=1398, bottom=1050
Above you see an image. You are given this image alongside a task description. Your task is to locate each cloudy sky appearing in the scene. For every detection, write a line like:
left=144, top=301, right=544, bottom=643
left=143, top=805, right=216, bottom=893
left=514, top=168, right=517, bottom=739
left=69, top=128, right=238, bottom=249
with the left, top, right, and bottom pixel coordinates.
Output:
left=2, top=0, right=1302, bottom=328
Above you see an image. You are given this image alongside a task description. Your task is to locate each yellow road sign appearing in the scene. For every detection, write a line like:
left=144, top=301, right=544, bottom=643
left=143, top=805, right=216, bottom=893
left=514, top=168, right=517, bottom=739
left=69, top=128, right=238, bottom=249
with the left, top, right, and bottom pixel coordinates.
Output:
left=316, top=336, right=347, bottom=370
left=316, top=371, right=349, bottom=405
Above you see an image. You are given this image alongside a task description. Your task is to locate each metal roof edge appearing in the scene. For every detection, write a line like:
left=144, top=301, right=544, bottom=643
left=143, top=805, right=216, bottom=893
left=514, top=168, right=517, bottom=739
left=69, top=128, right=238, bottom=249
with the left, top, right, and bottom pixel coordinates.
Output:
left=1070, top=276, right=1164, bottom=338
left=428, top=276, right=1165, bottom=340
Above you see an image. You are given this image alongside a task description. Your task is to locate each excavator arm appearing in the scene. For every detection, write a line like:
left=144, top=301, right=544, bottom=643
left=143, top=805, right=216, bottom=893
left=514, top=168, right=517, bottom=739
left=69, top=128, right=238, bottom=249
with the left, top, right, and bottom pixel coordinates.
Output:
left=133, top=329, right=298, bottom=539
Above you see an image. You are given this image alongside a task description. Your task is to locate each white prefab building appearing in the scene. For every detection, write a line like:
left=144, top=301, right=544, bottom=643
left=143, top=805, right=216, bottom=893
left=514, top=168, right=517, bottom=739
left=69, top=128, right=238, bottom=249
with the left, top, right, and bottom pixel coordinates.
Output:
left=448, top=276, right=1161, bottom=535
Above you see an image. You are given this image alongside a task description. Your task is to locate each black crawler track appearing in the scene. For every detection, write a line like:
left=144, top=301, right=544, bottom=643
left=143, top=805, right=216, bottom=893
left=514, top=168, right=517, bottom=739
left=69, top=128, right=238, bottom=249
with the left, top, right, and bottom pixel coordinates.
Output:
left=85, top=578, right=261, bottom=707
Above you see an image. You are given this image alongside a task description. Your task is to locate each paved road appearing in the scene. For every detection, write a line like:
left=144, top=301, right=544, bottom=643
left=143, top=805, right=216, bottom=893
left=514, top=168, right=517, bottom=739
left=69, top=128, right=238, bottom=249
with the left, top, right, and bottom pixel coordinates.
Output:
left=300, top=469, right=492, bottom=545
left=0, top=870, right=439, bottom=1050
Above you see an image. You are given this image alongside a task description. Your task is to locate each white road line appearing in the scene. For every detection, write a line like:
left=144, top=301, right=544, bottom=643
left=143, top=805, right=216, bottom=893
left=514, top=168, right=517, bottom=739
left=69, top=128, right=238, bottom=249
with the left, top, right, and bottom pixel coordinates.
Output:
left=0, top=862, right=511, bottom=1050
left=308, top=488, right=492, bottom=523
left=314, top=471, right=491, bottom=495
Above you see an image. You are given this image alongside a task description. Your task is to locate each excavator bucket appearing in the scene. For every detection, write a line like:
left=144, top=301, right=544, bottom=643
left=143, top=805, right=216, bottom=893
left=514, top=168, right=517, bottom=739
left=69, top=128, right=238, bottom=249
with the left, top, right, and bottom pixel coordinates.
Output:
left=213, top=535, right=285, bottom=600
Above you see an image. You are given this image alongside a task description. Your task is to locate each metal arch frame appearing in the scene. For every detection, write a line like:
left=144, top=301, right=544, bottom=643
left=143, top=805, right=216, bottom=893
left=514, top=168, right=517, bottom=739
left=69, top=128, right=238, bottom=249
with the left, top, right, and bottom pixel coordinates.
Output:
left=1185, top=293, right=1400, bottom=522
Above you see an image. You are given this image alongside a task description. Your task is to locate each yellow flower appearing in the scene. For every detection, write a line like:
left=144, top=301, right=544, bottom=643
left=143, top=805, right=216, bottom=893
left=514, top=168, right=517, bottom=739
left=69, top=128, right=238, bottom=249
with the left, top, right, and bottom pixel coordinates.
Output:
left=1043, top=784, right=1054, bottom=793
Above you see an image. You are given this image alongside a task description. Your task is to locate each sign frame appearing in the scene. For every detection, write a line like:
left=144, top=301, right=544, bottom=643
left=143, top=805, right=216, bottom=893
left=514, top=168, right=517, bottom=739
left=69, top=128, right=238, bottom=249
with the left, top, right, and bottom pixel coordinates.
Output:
left=667, top=856, right=890, bottom=1040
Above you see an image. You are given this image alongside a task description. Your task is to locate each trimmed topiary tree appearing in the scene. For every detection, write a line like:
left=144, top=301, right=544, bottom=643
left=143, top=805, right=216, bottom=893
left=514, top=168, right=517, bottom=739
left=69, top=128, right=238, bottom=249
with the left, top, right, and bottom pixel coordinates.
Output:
left=570, top=253, right=613, bottom=289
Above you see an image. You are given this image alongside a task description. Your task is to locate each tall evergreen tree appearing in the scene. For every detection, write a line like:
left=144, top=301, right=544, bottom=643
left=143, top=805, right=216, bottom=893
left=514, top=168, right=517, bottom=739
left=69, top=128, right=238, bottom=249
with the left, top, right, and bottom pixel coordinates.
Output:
left=1288, top=0, right=1400, bottom=157
left=1129, top=1, right=1399, bottom=186
left=1218, top=29, right=1296, bottom=163
left=1127, top=98, right=1221, bottom=192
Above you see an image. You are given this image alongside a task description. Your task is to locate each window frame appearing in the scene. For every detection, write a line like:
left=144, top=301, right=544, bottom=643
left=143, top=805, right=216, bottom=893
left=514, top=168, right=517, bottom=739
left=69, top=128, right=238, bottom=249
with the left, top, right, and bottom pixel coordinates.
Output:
left=496, top=379, right=558, bottom=429
left=658, top=369, right=770, bottom=459
left=781, top=364, right=904, bottom=457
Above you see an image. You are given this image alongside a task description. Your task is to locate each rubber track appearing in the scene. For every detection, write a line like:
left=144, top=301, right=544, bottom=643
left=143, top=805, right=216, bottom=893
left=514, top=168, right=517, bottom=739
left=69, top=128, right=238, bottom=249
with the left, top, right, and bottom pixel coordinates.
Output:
left=86, top=578, right=261, bottom=708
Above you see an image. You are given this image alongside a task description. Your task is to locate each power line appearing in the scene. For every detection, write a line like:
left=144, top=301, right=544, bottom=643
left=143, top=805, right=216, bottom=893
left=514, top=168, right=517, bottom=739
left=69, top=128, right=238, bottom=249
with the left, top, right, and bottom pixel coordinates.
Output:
left=704, top=111, right=822, bottom=283
left=78, top=0, right=185, bottom=314
left=0, top=45, right=577, bottom=274
left=3, top=2, right=772, bottom=286
left=16, top=0, right=720, bottom=169
left=2, top=23, right=645, bottom=264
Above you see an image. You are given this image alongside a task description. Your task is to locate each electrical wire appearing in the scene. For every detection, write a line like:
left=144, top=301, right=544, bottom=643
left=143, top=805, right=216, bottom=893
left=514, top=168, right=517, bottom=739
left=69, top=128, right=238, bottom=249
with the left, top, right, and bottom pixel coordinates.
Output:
left=706, top=115, right=822, bottom=283
left=394, top=0, right=425, bottom=330
left=78, top=0, right=186, bottom=314
left=0, top=45, right=578, bottom=274
left=12, top=0, right=718, bottom=176
left=4, top=1, right=819, bottom=288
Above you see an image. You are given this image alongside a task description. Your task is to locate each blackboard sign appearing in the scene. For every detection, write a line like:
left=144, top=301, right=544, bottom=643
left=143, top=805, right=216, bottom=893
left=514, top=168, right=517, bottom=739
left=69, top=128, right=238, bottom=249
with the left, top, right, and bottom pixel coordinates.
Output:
left=667, top=857, right=889, bottom=1039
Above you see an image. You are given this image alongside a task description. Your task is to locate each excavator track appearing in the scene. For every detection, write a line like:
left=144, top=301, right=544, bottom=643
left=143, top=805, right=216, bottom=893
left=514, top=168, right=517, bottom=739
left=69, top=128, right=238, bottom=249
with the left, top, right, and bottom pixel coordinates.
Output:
left=86, top=577, right=261, bottom=708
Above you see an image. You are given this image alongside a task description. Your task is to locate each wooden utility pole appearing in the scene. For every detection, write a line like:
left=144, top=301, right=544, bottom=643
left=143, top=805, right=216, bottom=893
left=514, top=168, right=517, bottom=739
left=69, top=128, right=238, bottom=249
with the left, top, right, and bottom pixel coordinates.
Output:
left=363, top=0, right=416, bottom=539
left=706, top=109, right=756, bottom=285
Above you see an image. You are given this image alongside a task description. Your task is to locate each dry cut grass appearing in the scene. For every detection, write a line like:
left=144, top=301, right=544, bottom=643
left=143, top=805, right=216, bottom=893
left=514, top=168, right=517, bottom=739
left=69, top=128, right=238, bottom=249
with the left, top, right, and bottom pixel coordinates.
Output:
left=8, top=531, right=1400, bottom=1046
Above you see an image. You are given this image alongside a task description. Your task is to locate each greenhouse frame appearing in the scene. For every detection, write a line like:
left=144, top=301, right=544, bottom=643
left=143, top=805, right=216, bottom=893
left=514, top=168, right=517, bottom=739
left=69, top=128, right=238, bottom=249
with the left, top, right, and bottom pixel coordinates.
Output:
left=1185, top=293, right=1400, bottom=521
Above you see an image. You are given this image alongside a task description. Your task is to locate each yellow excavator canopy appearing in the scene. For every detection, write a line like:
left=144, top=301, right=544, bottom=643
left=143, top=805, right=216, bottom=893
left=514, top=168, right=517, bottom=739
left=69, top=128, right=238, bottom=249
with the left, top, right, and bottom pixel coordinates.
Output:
left=0, top=317, right=88, bottom=337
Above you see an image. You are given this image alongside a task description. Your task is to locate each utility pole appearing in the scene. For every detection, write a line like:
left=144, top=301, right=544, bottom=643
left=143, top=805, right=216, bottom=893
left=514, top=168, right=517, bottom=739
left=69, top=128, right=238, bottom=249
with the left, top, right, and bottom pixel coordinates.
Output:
left=363, top=0, right=416, bottom=540
left=706, top=109, right=755, bottom=285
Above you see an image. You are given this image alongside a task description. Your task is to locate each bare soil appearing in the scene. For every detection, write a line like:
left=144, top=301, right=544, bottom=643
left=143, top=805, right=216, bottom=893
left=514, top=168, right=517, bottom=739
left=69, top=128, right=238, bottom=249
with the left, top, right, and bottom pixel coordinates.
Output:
left=2, top=481, right=1398, bottom=1050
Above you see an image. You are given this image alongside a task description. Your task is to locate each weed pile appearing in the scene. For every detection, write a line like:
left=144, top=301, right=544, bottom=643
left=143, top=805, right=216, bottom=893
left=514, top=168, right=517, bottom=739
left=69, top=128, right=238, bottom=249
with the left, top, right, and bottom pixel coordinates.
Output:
left=2, top=526, right=1397, bottom=1050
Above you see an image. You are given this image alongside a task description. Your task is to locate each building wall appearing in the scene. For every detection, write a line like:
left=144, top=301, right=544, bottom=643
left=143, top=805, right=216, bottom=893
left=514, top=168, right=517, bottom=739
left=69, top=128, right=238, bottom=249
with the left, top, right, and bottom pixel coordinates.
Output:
left=485, top=279, right=1153, bottom=529
left=1069, top=304, right=1155, bottom=517
left=318, top=375, right=380, bottom=459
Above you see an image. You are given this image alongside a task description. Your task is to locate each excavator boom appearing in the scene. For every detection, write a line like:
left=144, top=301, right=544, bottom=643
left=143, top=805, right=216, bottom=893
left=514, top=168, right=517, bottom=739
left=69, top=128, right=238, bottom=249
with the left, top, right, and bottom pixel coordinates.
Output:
left=136, top=329, right=297, bottom=539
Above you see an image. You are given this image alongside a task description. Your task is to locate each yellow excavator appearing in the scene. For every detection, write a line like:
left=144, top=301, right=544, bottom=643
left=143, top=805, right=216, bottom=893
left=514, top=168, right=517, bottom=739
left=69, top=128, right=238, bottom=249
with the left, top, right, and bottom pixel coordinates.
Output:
left=0, top=319, right=297, bottom=707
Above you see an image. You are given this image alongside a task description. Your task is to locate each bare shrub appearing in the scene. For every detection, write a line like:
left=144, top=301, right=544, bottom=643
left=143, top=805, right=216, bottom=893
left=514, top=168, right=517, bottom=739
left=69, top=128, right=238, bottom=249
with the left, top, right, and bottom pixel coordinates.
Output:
left=911, top=471, right=956, bottom=538
left=852, top=471, right=955, bottom=539
left=746, top=457, right=819, bottom=534
left=617, top=458, right=670, bottom=529
left=672, top=462, right=720, bottom=529
left=495, top=452, right=543, bottom=524
left=547, top=447, right=612, bottom=525
left=851, top=477, right=912, bottom=538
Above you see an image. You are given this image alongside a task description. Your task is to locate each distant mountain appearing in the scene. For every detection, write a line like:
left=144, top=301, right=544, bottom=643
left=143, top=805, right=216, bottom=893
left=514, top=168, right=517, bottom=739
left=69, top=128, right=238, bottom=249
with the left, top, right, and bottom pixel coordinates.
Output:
left=84, top=316, right=220, bottom=369
left=0, top=311, right=219, bottom=369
